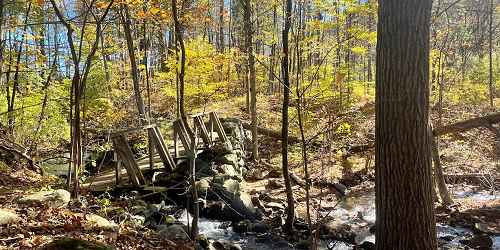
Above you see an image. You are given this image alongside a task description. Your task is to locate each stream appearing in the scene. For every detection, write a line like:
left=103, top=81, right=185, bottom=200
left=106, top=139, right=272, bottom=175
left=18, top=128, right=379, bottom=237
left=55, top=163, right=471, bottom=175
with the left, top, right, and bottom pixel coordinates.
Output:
left=178, top=189, right=499, bottom=250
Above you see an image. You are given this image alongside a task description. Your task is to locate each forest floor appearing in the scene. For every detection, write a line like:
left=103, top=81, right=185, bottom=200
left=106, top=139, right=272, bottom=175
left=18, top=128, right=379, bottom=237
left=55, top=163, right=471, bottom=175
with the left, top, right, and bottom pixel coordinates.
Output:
left=0, top=96, right=498, bottom=249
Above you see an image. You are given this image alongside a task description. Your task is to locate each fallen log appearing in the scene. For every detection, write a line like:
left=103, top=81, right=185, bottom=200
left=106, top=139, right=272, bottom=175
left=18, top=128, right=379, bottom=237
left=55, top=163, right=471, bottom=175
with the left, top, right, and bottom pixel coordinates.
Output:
left=433, top=112, right=500, bottom=136
left=444, top=173, right=499, bottom=186
left=0, top=137, right=37, bottom=171
left=241, top=122, right=299, bottom=143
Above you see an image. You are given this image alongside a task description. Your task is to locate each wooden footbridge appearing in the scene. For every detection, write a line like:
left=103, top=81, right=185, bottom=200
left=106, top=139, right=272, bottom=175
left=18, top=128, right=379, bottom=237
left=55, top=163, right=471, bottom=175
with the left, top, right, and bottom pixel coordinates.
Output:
left=83, top=112, right=229, bottom=191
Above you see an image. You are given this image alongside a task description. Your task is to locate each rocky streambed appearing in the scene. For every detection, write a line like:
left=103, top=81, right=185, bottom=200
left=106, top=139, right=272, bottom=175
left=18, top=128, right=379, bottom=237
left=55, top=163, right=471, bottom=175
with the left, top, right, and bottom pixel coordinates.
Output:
left=24, top=118, right=500, bottom=250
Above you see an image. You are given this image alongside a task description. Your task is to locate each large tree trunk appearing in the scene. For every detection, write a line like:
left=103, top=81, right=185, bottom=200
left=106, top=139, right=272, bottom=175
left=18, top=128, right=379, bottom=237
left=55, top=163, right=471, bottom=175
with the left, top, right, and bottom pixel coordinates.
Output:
left=375, top=0, right=437, bottom=249
left=281, top=0, right=295, bottom=235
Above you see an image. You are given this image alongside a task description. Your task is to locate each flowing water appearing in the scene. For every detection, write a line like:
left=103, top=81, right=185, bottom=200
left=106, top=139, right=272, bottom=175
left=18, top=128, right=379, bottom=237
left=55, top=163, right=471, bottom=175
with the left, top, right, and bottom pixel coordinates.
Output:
left=179, top=189, right=499, bottom=250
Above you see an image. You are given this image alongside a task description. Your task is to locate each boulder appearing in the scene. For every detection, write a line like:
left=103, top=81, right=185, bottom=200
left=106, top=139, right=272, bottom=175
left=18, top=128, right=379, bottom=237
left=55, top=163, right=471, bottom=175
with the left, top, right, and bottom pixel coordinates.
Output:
left=265, top=169, right=283, bottom=178
left=355, top=241, right=376, bottom=250
left=251, top=222, right=270, bottom=233
left=41, top=238, right=113, bottom=250
left=83, top=214, right=118, bottom=231
left=223, top=179, right=240, bottom=194
left=266, top=202, right=285, bottom=210
left=202, top=186, right=259, bottom=221
left=320, top=220, right=356, bottom=244
left=216, top=154, right=239, bottom=167
left=266, top=179, right=284, bottom=190
left=19, top=189, right=70, bottom=208
left=158, top=224, right=190, bottom=241
left=459, top=234, right=493, bottom=249
left=212, top=240, right=242, bottom=250
left=219, top=164, right=240, bottom=177
left=0, top=209, right=20, bottom=225
left=221, top=118, right=246, bottom=151
left=128, top=215, right=145, bottom=228
left=197, top=235, right=210, bottom=249
left=245, top=168, right=266, bottom=181
left=196, top=178, right=211, bottom=194
left=232, top=220, right=251, bottom=233
left=295, top=240, right=311, bottom=249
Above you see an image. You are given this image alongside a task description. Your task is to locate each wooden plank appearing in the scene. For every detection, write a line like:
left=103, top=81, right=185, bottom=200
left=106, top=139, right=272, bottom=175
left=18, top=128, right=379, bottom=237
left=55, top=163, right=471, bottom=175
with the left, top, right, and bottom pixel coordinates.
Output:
left=112, top=134, right=145, bottom=186
left=173, top=120, right=192, bottom=153
left=194, top=116, right=211, bottom=146
left=114, top=152, right=122, bottom=185
left=209, top=112, right=229, bottom=143
left=149, top=127, right=175, bottom=171
left=109, top=123, right=157, bottom=136
left=174, top=128, right=179, bottom=159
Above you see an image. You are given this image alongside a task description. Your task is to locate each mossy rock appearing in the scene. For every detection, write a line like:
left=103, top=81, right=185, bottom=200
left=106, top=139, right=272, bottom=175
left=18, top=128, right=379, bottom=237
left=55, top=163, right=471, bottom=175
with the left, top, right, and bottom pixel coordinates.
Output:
left=41, top=238, right=113, bottom=250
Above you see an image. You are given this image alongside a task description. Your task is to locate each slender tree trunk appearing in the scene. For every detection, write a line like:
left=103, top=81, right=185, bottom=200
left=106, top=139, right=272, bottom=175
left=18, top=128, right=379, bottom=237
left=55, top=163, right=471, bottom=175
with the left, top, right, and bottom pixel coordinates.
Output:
left=295, top=0, right=312, bottom=238
left=121, top=6, right=146, bottom=117
left=0, top=1, right=4, bottom=109
left=489, top=0, right=494, bottom=107
left=282, top=0, right=295, bottom=235
left=243, top=0, right=258, bottom=160
left=375, top=0, right=437, bottom=248
left=218, top=0, right=224, bottom=52
left=172, top=0, right=193, bottom=137
left=9, top=2, right=32, bottom=135
left=429, top=125, right=453, bottom=206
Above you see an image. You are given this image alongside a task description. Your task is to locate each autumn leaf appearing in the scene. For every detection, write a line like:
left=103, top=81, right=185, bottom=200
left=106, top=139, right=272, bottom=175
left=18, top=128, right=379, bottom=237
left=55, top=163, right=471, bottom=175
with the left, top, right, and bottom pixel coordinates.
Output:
left=150, top=6, right=160, bottom=15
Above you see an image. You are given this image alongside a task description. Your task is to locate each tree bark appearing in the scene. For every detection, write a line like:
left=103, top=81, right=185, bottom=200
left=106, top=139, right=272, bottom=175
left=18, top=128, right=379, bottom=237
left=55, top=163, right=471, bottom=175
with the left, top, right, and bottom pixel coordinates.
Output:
left=218, top=0, right=224, bottom=52
left=375, top=0, right=437, bottom=248
left=171, top=0, right=193, bottom=138
left=488, top=0, right=494, bottom=107
left=242, top=0, right=258, bottom=160
left=281, top=0, right=295, bottom=235
left=429, top=125, right=453, bottom=206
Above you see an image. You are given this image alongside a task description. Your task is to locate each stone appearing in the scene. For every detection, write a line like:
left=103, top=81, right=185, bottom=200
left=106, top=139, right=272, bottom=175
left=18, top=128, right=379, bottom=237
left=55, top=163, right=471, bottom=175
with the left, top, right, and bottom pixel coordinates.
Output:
left=266, top=179, right=284, bottom=190
left=212, top=240, right=242, bottom=250
left=237, top=159, right=245, bottom=168
left=196, top=160, right=216, bottom=178
left=84, top=214, right=118, bottom=231
left=251, top=223, right=269, bottom=233
left=369, top=225, right=376, bottom=234
left=197, top=235, right=210, bottom=249
left=19, top=189, right=71, bottom=208
left=245, top=168, right=265, bottom=181
left=223, top=179, right=240, bottom=194
left=355, top=241, right=376, bottom=250
left=41, top=238, right=113, bottom=250
left=219, top=164, right=239, bottom=177
left=158, top=224, right=190, bottom=241
left=459, top=234, right=493, bottom=249
left=266, top=202, right=284, bottom=210
left=233, top=219, right=251, bottom=233
left=266, top=169, right=282, bottom=178
left=128, top=215, right=145, bottom=228
left=0, top=209, right=20, bottom=225
left=216, top=153, right=239, bottom=167
left=239, top=192, right=256, bottom=214
left=273, top=240, right=293, bottom=248
left=196, top=178, right=211, bottom=194
left=333, top=183, right=347, bottom=196
left=320, top=220, right=356, bottom=244
left=295, top=239, right=311, bottom=249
